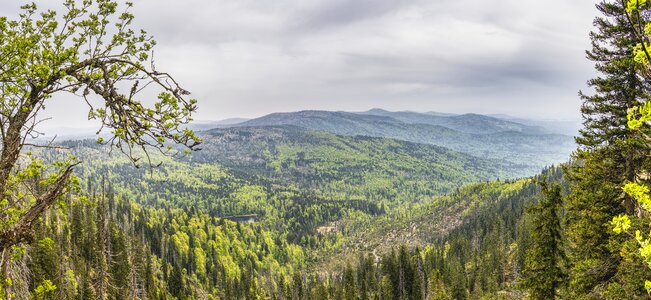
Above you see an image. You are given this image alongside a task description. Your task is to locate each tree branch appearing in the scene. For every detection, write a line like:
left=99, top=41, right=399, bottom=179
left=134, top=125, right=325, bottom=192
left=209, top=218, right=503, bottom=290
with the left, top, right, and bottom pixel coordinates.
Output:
left=0, top=163, right=78, bottom=252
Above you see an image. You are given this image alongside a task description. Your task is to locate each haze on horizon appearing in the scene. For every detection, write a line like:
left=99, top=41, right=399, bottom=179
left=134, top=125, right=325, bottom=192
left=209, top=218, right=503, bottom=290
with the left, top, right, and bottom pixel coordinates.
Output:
left=0, top=0, right=596, bottom=129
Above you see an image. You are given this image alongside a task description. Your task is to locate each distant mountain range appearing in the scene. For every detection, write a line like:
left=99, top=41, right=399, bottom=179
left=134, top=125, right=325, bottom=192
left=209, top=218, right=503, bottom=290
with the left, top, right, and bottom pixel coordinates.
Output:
left=360, top=108, right=553, bottom=134
left=40, top=108, right=577, bottom=173
left=197, top=126, right=531, bottom=186
left=487, top=114, right=582, bottom=137
left=200, top=109, right=580, bottom=136
left=188, top=118, right=251, bottom=131
left=223, top=109, right=575, bottom=170
left=34, top=108, right=580, bottom=297
left=42, top=108, right=579, bottom=139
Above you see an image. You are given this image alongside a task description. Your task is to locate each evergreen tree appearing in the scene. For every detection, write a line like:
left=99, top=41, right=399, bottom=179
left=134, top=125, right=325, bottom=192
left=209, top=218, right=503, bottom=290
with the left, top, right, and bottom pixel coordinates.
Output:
left=521, top=180, right=566, bottom=299
left=343, top=264, right=357, bottom=300
left=566, top=0, right=651, bottom=297
left=168, top=265, right=184, bottom=298
left=576, top=1, right=651, bottom=148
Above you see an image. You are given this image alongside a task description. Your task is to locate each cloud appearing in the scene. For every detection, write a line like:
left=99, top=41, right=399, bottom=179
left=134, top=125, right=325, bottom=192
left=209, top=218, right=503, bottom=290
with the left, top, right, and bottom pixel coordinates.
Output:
left=0, top=0, right=598, bottom=127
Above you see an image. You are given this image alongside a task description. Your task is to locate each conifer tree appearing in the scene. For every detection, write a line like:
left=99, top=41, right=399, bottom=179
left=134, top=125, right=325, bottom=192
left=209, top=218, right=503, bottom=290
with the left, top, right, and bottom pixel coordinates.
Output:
left=604, top=0, right=651, bottom=297
left=343, top=263, right=357, bottom=300
left=521, top=180, right=566, bottom=299
left=566, top=0, right=651, bottom=297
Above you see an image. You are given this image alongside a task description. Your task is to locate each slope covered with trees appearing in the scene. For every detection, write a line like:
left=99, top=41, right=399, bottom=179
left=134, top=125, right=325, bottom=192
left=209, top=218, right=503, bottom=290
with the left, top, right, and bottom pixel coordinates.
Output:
left=199, top=126, right=531, bottom=193
left=3, top=109, right=572, bottom=299
left=21, top=149, right=562, bottom=299
left=52, top=124, right=528, bottom=248
left=234, top=110, right=574, bottom=170
left=359, top=108, right=548, bottom=135
left=9, top=0, right=651, bottom=299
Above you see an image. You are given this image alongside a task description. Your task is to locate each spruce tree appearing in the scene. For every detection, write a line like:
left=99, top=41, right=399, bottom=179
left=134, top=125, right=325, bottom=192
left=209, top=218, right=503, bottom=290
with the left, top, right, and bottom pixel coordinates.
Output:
left=576, top=1, right=651, bottom=148
left=521, top=180, right=566, bottom=299
left=566, top=0, right=651, bottom=297
left=343, top=264, right=357, bottom=300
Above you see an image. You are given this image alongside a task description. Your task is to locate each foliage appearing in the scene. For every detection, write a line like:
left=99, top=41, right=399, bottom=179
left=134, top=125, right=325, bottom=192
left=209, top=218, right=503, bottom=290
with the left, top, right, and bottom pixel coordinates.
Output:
left=603, top=0, right=651, bottom=297
left=563, top=0, right=651, bottom=298
left=520, top=180, right=566, bottom=299
left=236, top=111, right=575, bottom=170
left=8, top=0, right=651, bottom=299
left=0, top=120, right=567, bottom=299
left=0, top=0, right=200, bottom=297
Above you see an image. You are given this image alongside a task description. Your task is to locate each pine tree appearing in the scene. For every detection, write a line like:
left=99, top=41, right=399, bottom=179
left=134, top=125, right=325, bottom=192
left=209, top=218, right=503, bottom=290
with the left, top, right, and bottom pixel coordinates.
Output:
left=576, top=1, right=651, bottom=148
left=343, top=263, right=357, bottom=300
left=566, top=0, right=651, bottom=297
left=521, top=180, right=566, bottom=299
left=168, top=265, right=184, bottom=298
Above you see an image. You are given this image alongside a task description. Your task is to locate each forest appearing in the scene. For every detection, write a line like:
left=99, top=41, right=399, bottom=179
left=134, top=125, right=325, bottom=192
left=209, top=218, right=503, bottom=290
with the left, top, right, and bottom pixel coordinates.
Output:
left=1, top=0, right=651, bottom=299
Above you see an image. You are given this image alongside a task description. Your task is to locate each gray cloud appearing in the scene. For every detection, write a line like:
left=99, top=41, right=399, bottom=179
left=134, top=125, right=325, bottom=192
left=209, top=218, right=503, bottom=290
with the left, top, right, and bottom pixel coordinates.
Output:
left=292, top=0, right=413, bottom=32
left=0, top=0, right=598, bottom=128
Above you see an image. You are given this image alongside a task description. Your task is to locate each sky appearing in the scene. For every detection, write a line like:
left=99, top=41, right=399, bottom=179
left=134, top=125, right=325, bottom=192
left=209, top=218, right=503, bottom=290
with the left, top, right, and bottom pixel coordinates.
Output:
left=0, top=0, right=598, bottom=128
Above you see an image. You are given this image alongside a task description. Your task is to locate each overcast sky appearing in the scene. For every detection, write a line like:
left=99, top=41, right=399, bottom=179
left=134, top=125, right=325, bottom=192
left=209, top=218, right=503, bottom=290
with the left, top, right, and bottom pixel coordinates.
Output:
left=1, top=0, right=597, bottom=128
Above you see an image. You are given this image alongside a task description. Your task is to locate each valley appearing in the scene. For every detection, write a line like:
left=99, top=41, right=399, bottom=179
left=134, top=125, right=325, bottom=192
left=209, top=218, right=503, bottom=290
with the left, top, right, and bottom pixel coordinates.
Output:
left=22, top=109, right=573, bottom=298
left=227, top=110, right=575, bottom=168
left=2, top=1, right=649, bottom=299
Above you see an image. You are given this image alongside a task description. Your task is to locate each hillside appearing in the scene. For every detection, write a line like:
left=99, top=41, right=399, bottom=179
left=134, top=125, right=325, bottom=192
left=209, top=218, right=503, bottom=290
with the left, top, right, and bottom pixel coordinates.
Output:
left=360, top=108, right=548, bottom=134
left=233, top=110, right=574, bottom=170
left=188, top=118, right=251, bottom=131
left=489, top=114, right=582, bottom=136
left=50, top=126, right=526, bottom=246
left=312, top=167, right=566, bottom=298
left=197, top=126, right=531, bottom=192
left=18, top=124, right=550, bottom=298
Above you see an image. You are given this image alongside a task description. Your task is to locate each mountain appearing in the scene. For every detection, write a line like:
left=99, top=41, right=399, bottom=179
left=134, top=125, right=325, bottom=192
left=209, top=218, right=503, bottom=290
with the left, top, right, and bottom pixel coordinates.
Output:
left=321, top=178, right=534, bottom=268
left=425, top=111, right=458, bottom=117
left=359, top=108, right=548, bottom=135
left=52, top=124, right=525, bottom=237
left=231, top=110, right=574, bottom=170
left=347, top=166, right=564, bottom=255
left=198, top=126, right=531, bottom=192
left=33, top=117, right=252, bottom=142
left=488, top=114, right=583, bottom=136
left=24, top=126, right=559, bottom=299
left=20, top=109, right=579, bottom=299
left=188, top=118, right=249, bottom=131
left=314, top=166, right=565, bottom=297
left=236, top=110, right=407, bottom=133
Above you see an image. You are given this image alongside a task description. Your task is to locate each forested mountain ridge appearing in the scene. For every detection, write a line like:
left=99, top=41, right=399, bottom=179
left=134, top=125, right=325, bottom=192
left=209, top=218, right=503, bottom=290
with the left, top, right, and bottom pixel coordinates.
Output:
left=198, top=126, right=532, bottom=189
left=22, top=162, right=557, bottom=299
left=53, top=124, right=527, bottom=230
left=311, top=166, right=567, bottom=299
left=359, top=108, right=548, bottom=135
left=317, top=166, right=565, bottom=264
left=232, top=110, right=575, bottom=169
left=13, top=122, right=560, bottom=299
left=17, top=133, right=561, bottom=299
left=10, top=109, right=578, bottom=299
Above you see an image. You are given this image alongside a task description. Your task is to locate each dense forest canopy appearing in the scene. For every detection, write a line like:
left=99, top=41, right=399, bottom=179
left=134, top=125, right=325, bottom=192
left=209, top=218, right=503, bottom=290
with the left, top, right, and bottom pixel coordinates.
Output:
left=2, top=0, right=651, bottom=299
left=0, top=0, right=200, bottom=298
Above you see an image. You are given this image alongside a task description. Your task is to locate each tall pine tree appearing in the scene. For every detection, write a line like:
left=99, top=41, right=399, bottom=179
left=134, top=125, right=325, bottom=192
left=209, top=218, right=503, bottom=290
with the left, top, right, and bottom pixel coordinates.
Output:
left=566, top=0, right=651, bottom=297
left=521, top=180, right=566, bottom=299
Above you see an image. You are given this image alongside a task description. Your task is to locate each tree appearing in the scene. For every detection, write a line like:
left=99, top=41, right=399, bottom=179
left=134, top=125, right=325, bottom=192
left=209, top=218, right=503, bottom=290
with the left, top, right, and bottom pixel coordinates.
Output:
left=521, top=180, right=566, bottom=299
left=576, top=0, right=651, bottom=148
left=608, top=0, right=651, bottom=296
left=0, top=0, right=199, bottom=295
left=565, top=0, right=651, bottom=297
left=343, top=263, right=356, bottom=300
